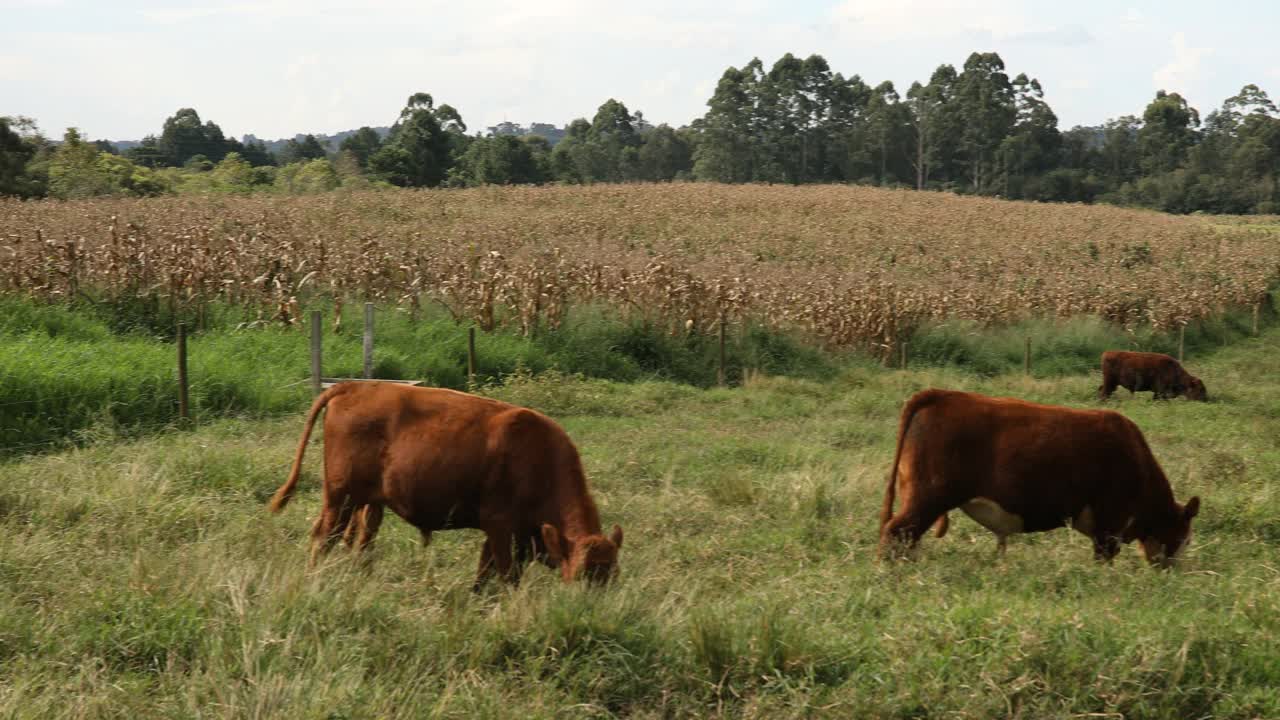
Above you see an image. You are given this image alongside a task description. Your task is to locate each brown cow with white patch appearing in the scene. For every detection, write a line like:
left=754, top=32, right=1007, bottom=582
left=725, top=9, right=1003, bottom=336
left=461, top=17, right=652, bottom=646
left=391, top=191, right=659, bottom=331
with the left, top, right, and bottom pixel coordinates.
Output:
left=268, top=382, right=623, bottom=588
left=1098, top=350, right=1206, bottom=401
left=879, top=389, right=1200, bottom=566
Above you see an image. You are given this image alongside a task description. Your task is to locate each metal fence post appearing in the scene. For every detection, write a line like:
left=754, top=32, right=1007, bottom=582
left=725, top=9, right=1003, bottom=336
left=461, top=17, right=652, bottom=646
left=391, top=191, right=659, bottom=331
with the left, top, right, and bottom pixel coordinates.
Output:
left=311, top=311, right=323, bottom=395
left=177, top=323, right=190, bottom=423
left=363, top=302, right=374, bottom=379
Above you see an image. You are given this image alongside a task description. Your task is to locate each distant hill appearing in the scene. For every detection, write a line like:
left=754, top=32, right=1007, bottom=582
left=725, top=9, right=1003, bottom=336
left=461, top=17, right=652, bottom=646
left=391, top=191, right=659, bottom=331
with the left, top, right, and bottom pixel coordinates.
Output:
left=242, top=127, right=393, bottom=156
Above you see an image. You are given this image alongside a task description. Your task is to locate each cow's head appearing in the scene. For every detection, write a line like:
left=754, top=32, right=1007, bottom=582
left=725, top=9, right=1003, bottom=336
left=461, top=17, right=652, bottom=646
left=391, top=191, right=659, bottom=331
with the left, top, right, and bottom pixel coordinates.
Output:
left=541, top=523, right=623, bottom=585
left=1140, top=496, right=1200, bottom=568
left=1184, top=377, right=1207, bottom=402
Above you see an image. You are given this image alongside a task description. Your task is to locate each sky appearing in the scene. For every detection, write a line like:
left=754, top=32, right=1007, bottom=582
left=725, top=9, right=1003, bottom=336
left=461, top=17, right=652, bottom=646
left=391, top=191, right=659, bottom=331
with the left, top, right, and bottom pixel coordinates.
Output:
left=3, top=0, right=1279, bottom=142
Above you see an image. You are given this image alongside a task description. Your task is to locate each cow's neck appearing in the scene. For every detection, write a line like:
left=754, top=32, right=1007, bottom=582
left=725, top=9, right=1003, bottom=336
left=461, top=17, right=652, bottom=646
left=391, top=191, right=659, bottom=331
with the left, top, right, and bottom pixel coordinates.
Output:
left=1134, top=479, right=1181, bottom=538
left=554, top=495, right=603, bottom=542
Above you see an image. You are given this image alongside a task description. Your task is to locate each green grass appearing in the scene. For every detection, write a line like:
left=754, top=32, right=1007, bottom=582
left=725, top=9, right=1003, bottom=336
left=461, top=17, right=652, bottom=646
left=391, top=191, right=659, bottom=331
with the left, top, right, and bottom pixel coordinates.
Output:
left=5, top=292, right=1273, bottom=456
left=906, top=294, right=1276, bottom=377
left=0, top=297, right=835, bottom=455
left=2, top=322, right=1279, bottom=717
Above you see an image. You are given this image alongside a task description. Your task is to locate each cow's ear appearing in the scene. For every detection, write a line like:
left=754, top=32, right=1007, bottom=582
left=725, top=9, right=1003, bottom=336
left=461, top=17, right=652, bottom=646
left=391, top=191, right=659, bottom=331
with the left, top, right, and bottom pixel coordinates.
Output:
left=541, top=523, right=565, bottom=564
left=1184, top=496, right=1200, bottom=520
left=610, top=524, right=623, bottom=550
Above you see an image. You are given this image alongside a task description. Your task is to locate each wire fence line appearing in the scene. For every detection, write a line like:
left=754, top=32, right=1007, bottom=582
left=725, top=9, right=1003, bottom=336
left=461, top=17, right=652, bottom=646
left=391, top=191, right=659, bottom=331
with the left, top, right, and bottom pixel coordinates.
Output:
left=0, top=379, right=317, bottom=458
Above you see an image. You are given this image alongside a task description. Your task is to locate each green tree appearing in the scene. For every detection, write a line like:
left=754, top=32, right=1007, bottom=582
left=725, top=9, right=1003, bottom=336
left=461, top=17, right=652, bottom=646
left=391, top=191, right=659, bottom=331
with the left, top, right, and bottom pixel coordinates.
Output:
left=906, top=68, right=953, bottom=190
left=998, top=74, right=1061, bottom=198
left=0, top=116, right=44, bottom=197
left=225, top=137, right=275, bottom=167
left=1099, top=116, right=1142, bottom=184
left=157, top=108, right=231, bottom=166
left=637, top=124, right=693, bottom=181
left=693, top=60, right=765, bottom=182
left=587, top=98, right=642, bottom=181
left=338, top=127, right=383, bottom=169
left=280, top=134, right=329, bottom=164
left=450, top=135, right=547, bottom=186
left=124, top=136, right=168, bottom=168
left=864, top=81, right=910, bottom=185
left=551, top=119, right=606, bottom=183
left=49, top=128, right=166, bottom=198
left=274, top=159, right=340, bottom=193
left=1138, top=91, right=1199, bottom=175
left=210, top=152, right=258, bottom=192
left=955, top=52, right=1016, bottom=192
left=49, top=128, right=114, bottom=198
left=369, top=93, right=461, bottom=187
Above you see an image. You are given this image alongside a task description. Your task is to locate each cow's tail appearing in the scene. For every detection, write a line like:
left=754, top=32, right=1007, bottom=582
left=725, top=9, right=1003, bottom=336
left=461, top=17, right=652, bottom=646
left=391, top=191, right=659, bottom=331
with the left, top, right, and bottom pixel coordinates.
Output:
left=269, top=385, right=342, bottom=513
left=881, top=390, right=941, bottom=533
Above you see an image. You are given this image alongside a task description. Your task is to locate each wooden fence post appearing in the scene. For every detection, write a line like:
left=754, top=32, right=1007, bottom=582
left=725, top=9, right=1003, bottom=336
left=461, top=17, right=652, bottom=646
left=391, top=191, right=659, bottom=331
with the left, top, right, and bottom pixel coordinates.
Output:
left=718, top=317, right=727, bottom=387
left=176, top=323, right=190, bottom=424
left=468, top=327, right=477, bottom=387
left=1178, top=325, right=1185, bottom=363
left=901, top=341, right=908, bottom=370
left=310, top=311, right=323, bottom=396
left=1253, top=304, right=1260, bottom=336
left=363, top=302, right=374, bottom=379
left=1024, top=337, right=1031, bottom=376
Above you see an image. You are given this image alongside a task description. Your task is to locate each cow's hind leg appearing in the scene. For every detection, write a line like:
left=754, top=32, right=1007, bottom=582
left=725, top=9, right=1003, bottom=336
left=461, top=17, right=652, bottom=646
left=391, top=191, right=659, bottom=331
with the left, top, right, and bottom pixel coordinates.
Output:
left=880, top=505, right=946, bottom=561
left=341, top=503, right=369, bottom=548
left=352, top=504, right=384, bottom=553
left=309, top=499, right=356, bottom=568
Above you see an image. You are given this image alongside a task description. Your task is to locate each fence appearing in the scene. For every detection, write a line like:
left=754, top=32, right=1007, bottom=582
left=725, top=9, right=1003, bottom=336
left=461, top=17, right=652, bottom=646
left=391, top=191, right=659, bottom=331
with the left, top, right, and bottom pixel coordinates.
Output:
left=889, top=323, right=1195, bottom=374
left=6, top=301, right=1241, bottom=457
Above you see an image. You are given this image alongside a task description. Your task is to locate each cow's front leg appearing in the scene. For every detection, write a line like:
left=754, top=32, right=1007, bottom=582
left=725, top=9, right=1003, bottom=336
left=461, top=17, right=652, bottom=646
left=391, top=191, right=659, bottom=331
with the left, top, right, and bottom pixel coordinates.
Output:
left=472, top=530, right=516, bottom=591
left=473, top=537, right=496, bottom=592
left=489, top=530, right=516, bottom=584
left=1091, top=533, right=1121, bottom=563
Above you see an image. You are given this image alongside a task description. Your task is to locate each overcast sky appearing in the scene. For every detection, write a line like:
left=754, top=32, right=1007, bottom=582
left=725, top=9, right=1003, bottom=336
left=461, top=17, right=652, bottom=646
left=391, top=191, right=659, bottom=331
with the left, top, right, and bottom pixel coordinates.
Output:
left=3, top=0, right=1278, bottom=141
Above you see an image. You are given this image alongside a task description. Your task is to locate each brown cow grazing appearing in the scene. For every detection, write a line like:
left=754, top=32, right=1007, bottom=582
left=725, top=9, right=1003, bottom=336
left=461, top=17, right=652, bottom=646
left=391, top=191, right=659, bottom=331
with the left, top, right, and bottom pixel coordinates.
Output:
left=879, top=389, right=1200, bottom=566
left=268, top=382, right=623, bottom=588
left=1098, top=350, right=1206, bottom=401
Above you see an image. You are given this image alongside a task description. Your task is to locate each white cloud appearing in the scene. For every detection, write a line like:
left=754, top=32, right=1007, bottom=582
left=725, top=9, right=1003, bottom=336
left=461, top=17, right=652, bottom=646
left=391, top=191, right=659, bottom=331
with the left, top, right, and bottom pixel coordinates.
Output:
left=830, top=0, right=1029, bottom=41
left=0, top=53, right=35, bottom=80
left=1152, top=31, right=1211, bottom=94
left=136, top=6, right=220, bottom=24
left=1120, top=8, right=1143, bottom=26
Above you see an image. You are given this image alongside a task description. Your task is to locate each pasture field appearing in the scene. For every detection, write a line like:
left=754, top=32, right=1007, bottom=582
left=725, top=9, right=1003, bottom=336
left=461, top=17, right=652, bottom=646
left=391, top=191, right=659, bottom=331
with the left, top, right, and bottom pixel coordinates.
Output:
left=4, top=184, right=1279, bottom=351
left=2, top=327, right=1278, bottom=718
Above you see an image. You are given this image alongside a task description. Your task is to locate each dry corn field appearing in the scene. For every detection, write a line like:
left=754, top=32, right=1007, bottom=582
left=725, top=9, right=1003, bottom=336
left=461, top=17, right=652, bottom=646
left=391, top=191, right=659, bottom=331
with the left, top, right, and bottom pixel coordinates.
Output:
left=3, top=183, right=1278, bottom=352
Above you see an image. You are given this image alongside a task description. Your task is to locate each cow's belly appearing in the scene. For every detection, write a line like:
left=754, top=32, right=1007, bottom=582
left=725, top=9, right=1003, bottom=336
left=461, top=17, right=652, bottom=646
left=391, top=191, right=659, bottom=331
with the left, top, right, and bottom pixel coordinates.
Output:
left=960, top=497, right=1087, bottom=535
left=959, top=498, right=1025, bottom=537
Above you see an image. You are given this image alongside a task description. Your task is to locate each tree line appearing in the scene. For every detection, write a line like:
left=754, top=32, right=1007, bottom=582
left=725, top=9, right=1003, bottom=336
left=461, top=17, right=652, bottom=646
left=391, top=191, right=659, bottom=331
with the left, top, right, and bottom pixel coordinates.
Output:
left=3, top=51, right=1279, bottom=214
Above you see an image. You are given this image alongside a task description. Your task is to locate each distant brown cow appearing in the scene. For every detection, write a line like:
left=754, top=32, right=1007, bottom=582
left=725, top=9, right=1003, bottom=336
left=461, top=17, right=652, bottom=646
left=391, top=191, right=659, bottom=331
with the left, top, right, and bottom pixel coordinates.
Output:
left=1098, top=351, right=1206, bottom=401
left=879, top=389, right=1200, bottom=566
left=268, top=382, right=623, bottom=588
